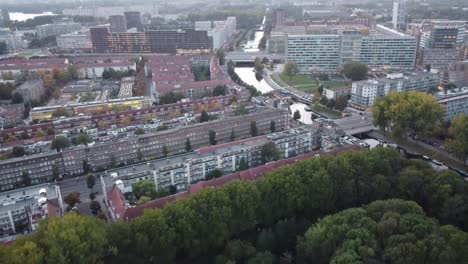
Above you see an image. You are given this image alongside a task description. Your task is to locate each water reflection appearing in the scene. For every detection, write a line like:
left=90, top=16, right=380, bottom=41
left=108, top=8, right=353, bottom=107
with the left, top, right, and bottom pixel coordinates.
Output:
left=9, top=12, right=55, bottom=21
left=234, top=67, right=274, bottom=94
left=243, top=31, right=264, bottom=52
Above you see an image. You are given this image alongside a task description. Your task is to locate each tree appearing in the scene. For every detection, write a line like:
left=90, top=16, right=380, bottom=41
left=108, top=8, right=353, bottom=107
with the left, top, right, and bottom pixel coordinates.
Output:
left=0, top=42, right=7, bottom=55
left=52, top=164, right=60, bottom=181
left=334, top=95, right=348, bottom=111
left=67, top=65, right=80, bottom=80
left=283, top=61, right=299, bottom=81
left=343, top=61, right=368, bottom=81
left=235, top=104, right=248, bottom=116
left=261, top=142, right=282, bottom=164
left=11, top=93, right=23, bottom=104
left=238, top=156, right=249, bottom=171
left=162, top=145, right=168, bottom=157
left=318, top=85, right=324, bottom=95
left=52, top=107, right=70, bottom=118
left=135, top=128, right=145, bottom=135
left=83, top=159, right=91, bottom=174
left=206, top=169, right=223, bottom=180
left=90, top=192, right=96, bottom=200
left=86, top=174, right=96, bottom=190
left=90, top=201, right=102, bottom=215
left=159, top=91, right=184, bottom=105
left=216, top=49, right=226, bottom=65
left=21, top=171, right=32, bottom=187
left=12, top=146, right=25, bottom=157
left=64, top=192, right=81, bottom=208
left=293, top=110, right=301, bottom=120
left=250, top=121, right=258, bottom=137
left=137, top=148, right=143, bottom=161
left=445, top=82, right=457, bottom=94
left=185, top=138, right=192, bottom=152
left=372, top=91, right=445, bottom=138
left=213, top=85, right=227, bottom=96
left=51, top=136, right=70, bottom=151
left=254, top=57, right=264, bottom=73
left=75, top=133, right=91, bottom=146
left=209, top=130, right=217, bottom=145
left=446, top=114, right=468, bottom=165
left=270, top=121, right=276, bottom=133
left=230, top=129, right=236, bottom=141
left=200, top=110, right=210, bottom=123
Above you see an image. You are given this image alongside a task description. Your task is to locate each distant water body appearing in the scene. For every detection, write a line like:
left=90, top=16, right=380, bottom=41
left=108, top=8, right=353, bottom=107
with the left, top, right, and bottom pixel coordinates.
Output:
left=9, top=12, right=56, bottom=22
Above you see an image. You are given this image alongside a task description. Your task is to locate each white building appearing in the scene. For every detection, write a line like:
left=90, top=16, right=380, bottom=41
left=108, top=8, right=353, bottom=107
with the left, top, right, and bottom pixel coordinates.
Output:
left=63, top=4, right=158, bottom=19
left=56, top=30, right=92, bottom=50
left=77, top=62, right=136, bottom=79
left=195, top=17, right=236, bottom=49
left=0, top=184, right=63, bottom=241
left=0, top=28, right=22, bottom=52
left=36, top=22, right=82, bottom=39
left=392, top=0, right=407, bottom=31
left=436, top=87, right=468, bottom=120
left=350, top=71, right=440, bottom=109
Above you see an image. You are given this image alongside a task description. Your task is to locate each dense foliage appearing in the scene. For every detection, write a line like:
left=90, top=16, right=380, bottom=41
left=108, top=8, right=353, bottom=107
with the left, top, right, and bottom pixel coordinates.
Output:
left=1, top=148, right=468, bottom=263
left=300, top=199, right=468, bottom=264
left=372, top=91, right=445, bottom=139
left=446, top=114, right=468, bottom=165
left=343, top=61, right=368, bottom=81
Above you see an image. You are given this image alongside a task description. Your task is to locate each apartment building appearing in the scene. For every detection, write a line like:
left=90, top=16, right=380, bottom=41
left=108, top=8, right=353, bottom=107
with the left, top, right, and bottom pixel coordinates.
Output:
left=350, top=71, right=440, bottom=109
left=0, top=184, right=62, bottom=240
left=284, top=25, right=417, bottom=73
left=62, top=4, right=158, bottom=18
left=0, top=58, right=69, bottom=76
left=105, top=126, right=320, bottom=193
left=0, top=28, right=22, bottom=52
left=436, top=87, right=468, bottom=120
left=0, top=108, right=288, bottom=191
left=56, top=30, right=92, bottom=51
left=36, top=23, right=81, bottom=39
left=195, top=17, right=236, bottom=49
left=392, top=0, right=407, bottom=31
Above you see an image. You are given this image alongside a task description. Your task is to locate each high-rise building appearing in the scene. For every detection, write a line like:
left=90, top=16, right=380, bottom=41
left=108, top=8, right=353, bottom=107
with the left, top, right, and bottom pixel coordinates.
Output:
left=1, top=9, right=10, bottom=27
left=109, top=15, right=127, bottom=33
left=273, top=8, right=286, bottom=27
left=286, top=34, right=341, bottom=73
left=284, top=25, right=416, bottom=73
left=194, top=17, right=236, bottom=49
left=392, top=0, right=407, bottom=31
left=90, top=27, right=212, bottom=53
left=124, top=11, right=143, bottom=32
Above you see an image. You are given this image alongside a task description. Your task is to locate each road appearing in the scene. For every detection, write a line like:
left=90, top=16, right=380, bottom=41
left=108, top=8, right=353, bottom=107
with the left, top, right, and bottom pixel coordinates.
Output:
left=334, top=113, right=375, bottom=135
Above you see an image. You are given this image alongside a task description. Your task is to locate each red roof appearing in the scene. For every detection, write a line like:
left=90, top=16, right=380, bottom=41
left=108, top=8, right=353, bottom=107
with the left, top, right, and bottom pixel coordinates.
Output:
left=156, top=79, right=236, bottom=93
left=76, top=62, right=134, bottom=68
left=0, top=64, right=68, bottom=71
left=152, top=73, right=194, bottom=82
left=108, top=186, right=126, bottom=220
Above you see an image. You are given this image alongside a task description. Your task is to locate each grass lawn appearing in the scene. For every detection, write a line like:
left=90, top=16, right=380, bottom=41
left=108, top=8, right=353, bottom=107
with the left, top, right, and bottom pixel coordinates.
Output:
left=312, top=104, right=342, bottom=119
left=279, top=73, right=347, bottom=93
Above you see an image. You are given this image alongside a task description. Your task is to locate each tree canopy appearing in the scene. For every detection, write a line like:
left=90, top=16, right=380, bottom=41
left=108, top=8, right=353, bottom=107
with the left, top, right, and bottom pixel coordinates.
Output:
left=283, top=61, right=299, bottom=81
left=343, top=61, right=368, bottom=81
left=372, top=91, right=445, bottom=139
left=446, top=114, right=468, bottom=165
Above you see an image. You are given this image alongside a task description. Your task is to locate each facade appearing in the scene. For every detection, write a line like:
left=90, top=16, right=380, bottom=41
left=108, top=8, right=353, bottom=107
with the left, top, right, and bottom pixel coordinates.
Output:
left=195, top=17, right=236, bottom=49
left=15, top=80, right=45, bottom=103
left=109, top=15, right=127, bottom=33
left=90, top=27, right=212, bottom=53
left=0, top=104, right=25, bottom=129
left=36, top=23, right=82, bottom=39
left=56, top=30, right=92, bottom=50
left=447, top=60, right=468, bottom=87
left=0, top=108, right=288, bottom=191
left=360, top=25, right=416, bottom=70
left=124, top=12, right=142, bottom=32
left=0, top=28, right=23, bottom=52
left=106, top=126, right=320, bottom=193
left=155, top=79, right=237, bottom=102
left=350, top=72, right=440, bottom=109
left=62, top=4, right=158, bottom=18
left=324, top=87, right=351, bottom=100
left=436, top=87, right=468, bottom=120
left=286, top=34, right=341, bottom=73
left=0, top=9, right=10, bottom=27
left=284, top=25, right=416, bottom=73
left=0, top=184, right=62, bottom=240
left=392, top=0, right=407, bottom=31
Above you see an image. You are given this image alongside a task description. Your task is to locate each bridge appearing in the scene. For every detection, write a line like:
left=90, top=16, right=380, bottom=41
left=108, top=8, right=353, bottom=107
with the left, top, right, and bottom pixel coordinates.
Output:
left=334, top=114, right=376, bottom=135
left=226, top=51, right=285, bottom=63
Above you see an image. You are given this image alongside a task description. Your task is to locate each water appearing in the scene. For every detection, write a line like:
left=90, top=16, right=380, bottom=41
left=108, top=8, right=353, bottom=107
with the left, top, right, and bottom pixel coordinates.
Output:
left=243, top=31, right=264, bottom=52
left=234, top=67, right=274, bottom=94
left=289, top=103, right=313, bottom=125
left=9, top=12, right=56, bottom=22
left=234, top=67, right=312, bottom=125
